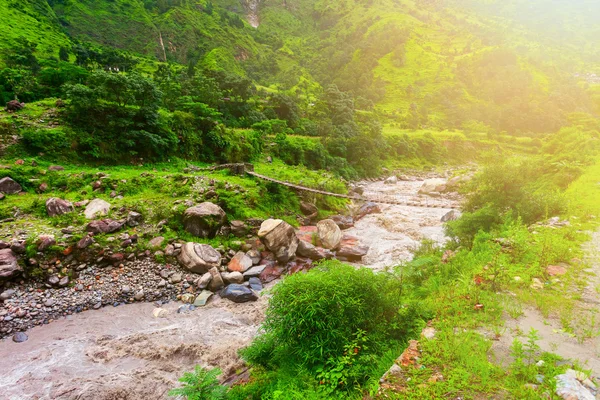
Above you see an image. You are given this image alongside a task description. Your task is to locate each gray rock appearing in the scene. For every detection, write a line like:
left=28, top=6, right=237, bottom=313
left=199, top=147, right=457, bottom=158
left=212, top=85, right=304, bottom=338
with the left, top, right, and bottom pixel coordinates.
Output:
left=248, top=277, right=263, bottom=292
left=12, top=332, right=28, bottom=343
left=177, top=243, right=221, bottom=274
left=37, top=235, right=56, bottom=252
left=0, top=248, right=21, bottom=281
left=220, top=284, right=258, bottom=303
left=230, top=220, right=248, bottom=237
left=58, top=276, right=69, bottom=287
left=170, top=273, right=182, bottom=284
left=243, top=265, right=266, bottom=278
left=0, top=177, right=22, bottom=195
left=195, top=272, right=212, bottom=289
left=246, top=249, right=261, bottom=265
left=134, top=290, right=145, bottom=301
left=296, top=240, right=333, bottom=260
left=148, top=236, right=165, bottom=249
left=127, top=211, right=143, bottom=227
left=384, top=175, right=398, bottom=185
left=45, top=198, right=74, bottom=217
left=0, top=289, right=16, bottom=301
left=555, top=370, right=595, bottom=400
left=258, top=219, right=299, bottom=264
left=441, top=210, right=459, bottom=222
left=84, top=199, right=111, bottom=219
left=183, top=202, right=227, bottom=238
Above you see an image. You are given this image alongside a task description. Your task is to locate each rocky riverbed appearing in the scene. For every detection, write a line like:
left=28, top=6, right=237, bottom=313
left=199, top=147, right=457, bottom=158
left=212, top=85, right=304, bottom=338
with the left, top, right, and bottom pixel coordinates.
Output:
left=0, top=173, right=460, bottom=399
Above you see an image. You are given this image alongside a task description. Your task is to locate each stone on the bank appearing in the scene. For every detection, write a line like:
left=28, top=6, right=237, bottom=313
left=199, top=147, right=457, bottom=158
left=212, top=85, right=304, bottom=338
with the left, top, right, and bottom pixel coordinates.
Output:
left=300, top=201, right=318, bottom=218
left=418, top=178, right=447, bottom=195
left=86, top=219, right=124, bottom=234
left=193, top=290, right=213, bottom=306
left=296, top=240, right=333, bottom=260
left=222, top=271, right=244, bottom=284
left=259, top=264, right=284, bottom=283
left=127, top=211, right=143, bottom=227
left=0, top=289, right=16, bottom=301
left=0, top=177, right=22, bottom=195
left=0, top=248, right=21, bottom=281
left=248, top=277, right=263, bottom=291
left=84, top=199, right=111, bottom=219
left=246, top=249, right=261, bottom=265
left=441, top=210, right=458, bottom=222
left=555, top=370, right=595, bottom=400
left=228, top=251, right=253, bottom=273
left=355, top=202, right=381, bottom=220
left=331, top=215, right=354, bottom=230
left=148, top=236, right=165, bottom=249
left=183, top=202, right=227, bottom=238
left=177, top=243, right=221, bottom=274
left=152, top=308, right=169, bottom=318
left=12, top=332, right=28, bottom=343
left=243, top=265, right=266, bottom=278
left=195, top=272, right=212, bottom=289
left=45, top=198, right=74, bottom=217
left=230, top=220, right=248, bottom=237
left=37, top=235, right=56, bottom=251
left=208, top=267, right=224, bottom=291
left=220, top=284, right=258, bottom=303
left=336, top=244, right=369, bottom=262
left=317, top=219, right=342, bottom=250
left=258, top=219, right=299, bottom=264
left=181, top=293, right=195, bottom=304
left=48, top=165, right=65, bottom=171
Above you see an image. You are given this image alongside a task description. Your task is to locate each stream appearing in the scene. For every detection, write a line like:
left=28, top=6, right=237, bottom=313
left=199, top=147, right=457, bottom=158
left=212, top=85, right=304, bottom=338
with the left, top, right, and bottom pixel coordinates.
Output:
left=0, top=176, right=457, bottom=400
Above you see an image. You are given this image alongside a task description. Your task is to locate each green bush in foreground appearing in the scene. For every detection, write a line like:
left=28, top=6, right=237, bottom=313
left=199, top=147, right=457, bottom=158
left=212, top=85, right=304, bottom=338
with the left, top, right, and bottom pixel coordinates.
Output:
left=239, top=262, right=425, bottom=397
left=169, top=366, right=227, bottom=400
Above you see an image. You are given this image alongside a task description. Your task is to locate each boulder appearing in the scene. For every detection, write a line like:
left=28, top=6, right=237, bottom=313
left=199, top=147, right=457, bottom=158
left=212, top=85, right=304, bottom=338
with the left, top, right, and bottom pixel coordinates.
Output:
left=0, top=248, right=21, bottom=280
left=0, top=177, right=22, bottom=195
left=331, top=215, right=354, bottom=230
left=300, top=201, right=318, bottom=218
left=243, top=265, right=267, bottom=279
left=336, top=244, right=369, bottom=262
left=228, top=251, right=253, bottom=273
left=296, top=240, right=333, bottom=260
left=418, top=178, right=447, bottom=196
left=220, top=284, right=258, bottom=303
left=177, top=243, right=221, bottom=274
left=45, top=198, right=74, bottom=217
left=208, top=266, right=225, bottom=291
left=258, top=219, right=299, bottom=263
left=355, top=202, right=381, bottom=220
left=6, top=100, right=25, bottom=111
left=384, top=175, right=398, bottom=185
left=183, top=202, right=227, bottom=238
left=441, top=210, right=458, bottom=223
left=86, top=219, right=124, bottom=234
left=84, top=199, right=111, bottom=219
left=317, top=219, right=342, bottom=250
left=230, top=220, right=248, bottom=237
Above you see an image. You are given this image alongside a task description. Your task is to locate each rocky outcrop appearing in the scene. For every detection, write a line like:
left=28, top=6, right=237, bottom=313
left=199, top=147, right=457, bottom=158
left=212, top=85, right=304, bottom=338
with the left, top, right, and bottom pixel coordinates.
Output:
left=220, top=284, right=258, bottom=303
left=45, top=198, right=74, bottom=217
left=183, top=202, right=227, bottom=238
left=0, top=249, right=21, bottom=280
left=317, top=219, right=342, bottom=250
left=0, top=177, right=22, bottom=195
left=84, top=199, right=111, bottom=219
left=177, top=243, right=221, bottom=274
left=258, top=219, right=299, bottom=263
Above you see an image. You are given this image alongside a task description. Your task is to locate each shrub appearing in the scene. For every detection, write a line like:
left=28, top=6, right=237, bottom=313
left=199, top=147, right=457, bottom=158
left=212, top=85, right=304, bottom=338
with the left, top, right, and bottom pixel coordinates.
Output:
left=241, top=262, right=425, bottom=393
left=168, top=366, right=227, bottom=400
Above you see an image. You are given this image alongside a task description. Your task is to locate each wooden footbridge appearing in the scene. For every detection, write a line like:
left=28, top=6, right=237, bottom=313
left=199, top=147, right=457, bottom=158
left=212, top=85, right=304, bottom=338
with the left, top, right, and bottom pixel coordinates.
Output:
left=200, top=163, right=460, bottom=210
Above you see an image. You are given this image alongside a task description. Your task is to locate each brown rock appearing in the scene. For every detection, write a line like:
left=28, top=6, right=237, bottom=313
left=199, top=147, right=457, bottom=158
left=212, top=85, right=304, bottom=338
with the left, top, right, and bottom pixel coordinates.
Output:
left=183, top=202, right=227, bottom=238
left=37, top=235, right=56, bottom=252
left=45, top=198, right=74, bottom=217
left=0, top=248, right=21, bottom=280
left=0, top=177, right=22, bottom=195
left=227, top=251, right=253, bottom=272
left=259, top=264, right=285, bottom=283
left=177, top=243, right=221, bottom=274
left=86, top=219, right=124, bottom=234
left=208, top=267, right=224, bottom=291
left=355, top=202, right=381, bottom=220
left=546, top=264, right=567, bottom=276
left=258, top=219, right=299, bottom=264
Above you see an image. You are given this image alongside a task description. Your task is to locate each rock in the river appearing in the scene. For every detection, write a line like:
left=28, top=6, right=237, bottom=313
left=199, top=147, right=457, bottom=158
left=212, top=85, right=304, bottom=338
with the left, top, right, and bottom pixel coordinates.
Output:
left=258, top=219, right=299, bottom=263
left=183, top=202, right=227, bottom=238
left=336, top=244, right=369, bottom=262
left=331, top=215, right=354, bottom=230
left=296, top=240, right=333, bottom=260
left=355, top=202, right=381, bottom=220
left=45, top=198, right=74, bottom=217
left=0, top=177, right=22, bottom=195
left=127, top=211, right=143, bottom=227
left=384, top=175, right=398, bottom=185
left=177, top=243, right=221, bottom=274
left=317, top=219, right=342, bottom=250
left=220, top=284, right=258, bottom=303
left=84, top=199, right=111, bottom=219
left=228, top=251, right=253, bottom=273
left=12, top=332, right=28, bottom=343
left=208, top=267, right=224, bottom=291
left=441, top=210, right=458, bottom=222
left=418, top=178, right=447, bottom=196
left=0, top=249, right=21, bottom=280
left=86, top=219, right=124, bottom=234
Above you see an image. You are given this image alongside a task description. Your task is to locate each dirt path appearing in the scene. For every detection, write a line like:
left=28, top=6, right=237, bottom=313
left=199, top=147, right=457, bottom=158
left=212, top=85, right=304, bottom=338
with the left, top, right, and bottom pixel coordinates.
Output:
left=489, top=229, right=600, bottom=376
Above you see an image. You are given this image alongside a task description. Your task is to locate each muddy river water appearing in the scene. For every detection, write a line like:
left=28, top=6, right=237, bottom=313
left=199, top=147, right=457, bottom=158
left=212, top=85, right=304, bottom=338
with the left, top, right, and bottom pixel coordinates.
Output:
left=0, top=177, right=457, bottom=400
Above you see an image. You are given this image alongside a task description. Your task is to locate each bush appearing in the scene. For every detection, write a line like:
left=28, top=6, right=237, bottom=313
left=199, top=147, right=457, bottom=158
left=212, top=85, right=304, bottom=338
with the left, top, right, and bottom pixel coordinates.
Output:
left=241, top=262, right=425, bottom=394
left=168, top=366, right=227, bottom=400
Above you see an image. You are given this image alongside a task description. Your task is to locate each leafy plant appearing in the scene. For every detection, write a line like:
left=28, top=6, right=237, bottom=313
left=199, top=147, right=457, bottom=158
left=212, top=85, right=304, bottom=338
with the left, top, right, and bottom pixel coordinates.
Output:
left=168, top=366, right=227, bottom=400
